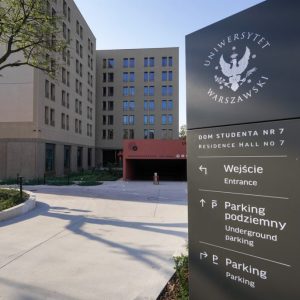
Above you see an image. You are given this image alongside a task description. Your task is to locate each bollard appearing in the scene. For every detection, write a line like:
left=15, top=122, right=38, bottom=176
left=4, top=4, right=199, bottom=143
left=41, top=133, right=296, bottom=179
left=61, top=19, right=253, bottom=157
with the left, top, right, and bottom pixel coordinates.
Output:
left=19, top=176, right=23, bottom=201
left=153, top=172, right=159, bottom=185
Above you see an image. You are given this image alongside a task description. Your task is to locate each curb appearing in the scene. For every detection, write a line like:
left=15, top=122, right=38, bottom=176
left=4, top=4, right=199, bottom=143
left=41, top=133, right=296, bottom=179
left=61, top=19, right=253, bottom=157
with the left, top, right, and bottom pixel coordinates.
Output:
left=0, top=195, right=36, bottom=222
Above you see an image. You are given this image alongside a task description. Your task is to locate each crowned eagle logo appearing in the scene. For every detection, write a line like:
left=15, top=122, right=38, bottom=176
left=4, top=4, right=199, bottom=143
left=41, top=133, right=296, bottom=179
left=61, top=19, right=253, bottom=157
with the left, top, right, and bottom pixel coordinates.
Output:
left=215, top=46, right=257, bottom=92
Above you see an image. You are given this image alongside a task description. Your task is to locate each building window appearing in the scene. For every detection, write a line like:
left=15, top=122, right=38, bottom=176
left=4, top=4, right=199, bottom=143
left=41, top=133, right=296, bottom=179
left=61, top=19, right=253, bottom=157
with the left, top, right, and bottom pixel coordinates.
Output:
left=129, top=72, right=135, bottom=82
left=62, top=67, right=66, bottom=84
left=50, top=108, right=55, bottom=126
left=129, top=115, right=135, bottom=125
left=108, top=87, right=114, bottom=97
left=149, top=129, right=155, bottom=139
left=123, top=72, right=129, bottom=82
left=162, top=100, right=167, bottom=110
left=80, top=26, right=83, bottom=39
left=50, top=83, right=55, bottom=101
left=108, top=72, right=114, bottom=82
left=61, top=113, right=65, bottom=129
left=162, top=85, right=173, bottom=96
left=102, top=130, right=106, bottom=139
left=45, top=80, right=49, bottom=98
left=66, top=115, right=69, bottom=130
left=162, top=56, right=173, bottom=67
left=129, top=100, right=135, bottom=111
left=123, top=101, right=129, bottom=111
left=129, top=58, right=135, bottom=68
left=108, top=58, right=114, bottom=68
left=64, top=145, right=71, bottom=170
left=162, top=71, right=173, bottom=81
left=63, top=0, right=67, bottom=16
left=88, top=148, right=92, bottom=167
left=149, top=100, right=155, bottom=110
left=45, top=106, right=49, bottom=124
left=123, top=115, right=134, bottom=127
left=75, top=118, right=78, bottom=132
left=129, top=86, right=135, bottom=96
left=123, top=115, right=128, bottom=125
left=144, top=129, right=148, bottom=139
left=108, top=129, right=114, bottom=140
left=102, top=101, right=107, bottom=111
left=144, top=100, right=154, bottom=111
left=67, top=71, right=70, bottom=87
left=168, top=114, right=173, bottom=125
left=123, top=72, right=134, bottom=82
left=123, top=87, right=128, bottom=96
left=123, top=58, right=128, bottom=68
left=108, top=115, right=114, bottom=125
left=123, top=129, right=128, bottom=139
left=144, top=86, right=154, bottom=96
left=102, top=115, right=107, bottom=125
left=108, top=101, right=114, bottom=111
left=45, top=143, right=55, bottom=173
left=61, top=91, right=66, bottom=107
left=103, top=87, right=107, bottom=97
left=144, top=57, right=154, bottom=67
left=149, top=115, right=155, bottom=125
left=162, top=114, right=167, bottom=125
left=129, top=129, right=134, bottom=139
left=63, top=22, right=67, bottom=39
left=168, top=100, right=173, bottom=110
left=144, top=114, right=154, bottom=125
left=144, top=129, right=155, bottom=139
left=144, top=72, right=154, bottom=82
left=123, top=101, right=134, bottom=111
left=77, top=147, right=83, bottom=168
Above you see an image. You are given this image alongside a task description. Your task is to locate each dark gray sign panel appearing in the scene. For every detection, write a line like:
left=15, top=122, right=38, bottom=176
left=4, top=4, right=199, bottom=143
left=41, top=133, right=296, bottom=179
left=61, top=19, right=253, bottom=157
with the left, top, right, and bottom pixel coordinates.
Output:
left=186, top=0, right=300, bottom=299
left=188, top=120, right=300, bottom=299
left=186, top=0, right=300, bottom=129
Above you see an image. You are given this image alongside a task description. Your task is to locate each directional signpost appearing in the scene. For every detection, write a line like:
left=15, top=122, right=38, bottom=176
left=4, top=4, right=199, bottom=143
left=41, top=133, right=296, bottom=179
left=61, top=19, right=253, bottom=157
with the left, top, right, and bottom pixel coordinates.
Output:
left=186, top=1, right=300, bottom=299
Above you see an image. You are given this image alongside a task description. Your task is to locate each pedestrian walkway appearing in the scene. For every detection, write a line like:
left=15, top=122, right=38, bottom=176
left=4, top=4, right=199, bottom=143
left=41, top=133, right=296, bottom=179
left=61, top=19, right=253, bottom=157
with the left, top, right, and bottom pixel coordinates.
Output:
left=0, top=181, right=187, bottom=300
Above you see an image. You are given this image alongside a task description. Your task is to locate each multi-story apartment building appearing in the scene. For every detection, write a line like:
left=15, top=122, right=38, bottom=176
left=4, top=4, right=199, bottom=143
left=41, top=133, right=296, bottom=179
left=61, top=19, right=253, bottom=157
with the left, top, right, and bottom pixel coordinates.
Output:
left=0, top=0, right=96, bottom=179
left=95, top=48, right=179, bottom=166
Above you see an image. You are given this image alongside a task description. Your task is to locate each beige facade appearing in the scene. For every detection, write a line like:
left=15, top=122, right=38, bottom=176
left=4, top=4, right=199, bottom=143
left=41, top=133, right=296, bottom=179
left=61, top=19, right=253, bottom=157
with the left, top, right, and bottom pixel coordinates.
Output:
left=0, top=0, right=96, bottom=179
left=96, top=48, right=179, bottom=166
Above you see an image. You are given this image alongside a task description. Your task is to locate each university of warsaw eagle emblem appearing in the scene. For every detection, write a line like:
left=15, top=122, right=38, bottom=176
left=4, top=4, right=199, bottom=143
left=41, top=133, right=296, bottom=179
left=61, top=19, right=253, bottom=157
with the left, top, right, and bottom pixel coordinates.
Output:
left=203, top=32, right=271, bottom=104
left=215, top=46, right=257, bottom=92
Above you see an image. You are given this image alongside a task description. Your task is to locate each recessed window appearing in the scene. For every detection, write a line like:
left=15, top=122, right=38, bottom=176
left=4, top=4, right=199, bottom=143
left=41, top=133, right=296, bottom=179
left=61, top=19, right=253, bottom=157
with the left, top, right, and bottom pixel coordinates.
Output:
left=108, top=58, right=114, bottom=68
left=144, top=57, right=154, bottom=67
left=129, top=58, right=135, bottom=68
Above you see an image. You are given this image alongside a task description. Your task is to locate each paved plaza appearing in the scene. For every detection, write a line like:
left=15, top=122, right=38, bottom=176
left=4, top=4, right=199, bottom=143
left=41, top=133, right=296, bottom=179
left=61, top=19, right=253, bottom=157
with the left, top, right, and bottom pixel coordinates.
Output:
left=0, top=181, right=187, bottom=300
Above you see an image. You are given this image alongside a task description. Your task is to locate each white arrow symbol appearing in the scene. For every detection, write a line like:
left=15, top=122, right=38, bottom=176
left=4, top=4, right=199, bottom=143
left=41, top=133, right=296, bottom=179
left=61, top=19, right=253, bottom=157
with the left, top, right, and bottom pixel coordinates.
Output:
left=198, top=165, right=207, bottom=175
left=200, top=252, right=208, bottom=260
left=199, top=199, right=206, bottom=207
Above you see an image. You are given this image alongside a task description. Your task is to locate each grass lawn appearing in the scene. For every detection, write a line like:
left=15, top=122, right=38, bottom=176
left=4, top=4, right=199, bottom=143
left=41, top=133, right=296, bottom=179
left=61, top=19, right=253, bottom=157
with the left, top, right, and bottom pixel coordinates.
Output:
left=0, top=189, right=29, bottom=211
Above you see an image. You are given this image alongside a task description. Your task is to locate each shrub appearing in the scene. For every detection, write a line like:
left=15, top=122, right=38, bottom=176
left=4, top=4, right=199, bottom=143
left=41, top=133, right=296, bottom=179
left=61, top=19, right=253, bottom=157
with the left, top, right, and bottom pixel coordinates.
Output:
left=174, top=253, right=189, bottom=299
left=0, top=189, right=29, bottom=211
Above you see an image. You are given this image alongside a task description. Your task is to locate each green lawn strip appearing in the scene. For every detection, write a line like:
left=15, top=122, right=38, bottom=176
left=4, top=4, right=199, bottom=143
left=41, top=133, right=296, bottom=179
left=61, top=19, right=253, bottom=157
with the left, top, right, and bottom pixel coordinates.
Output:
left=0, top=189, right=29, bottom=211
left=76, top=181, right=103, bottom=186
left=0, top=170, right=122, bottom=187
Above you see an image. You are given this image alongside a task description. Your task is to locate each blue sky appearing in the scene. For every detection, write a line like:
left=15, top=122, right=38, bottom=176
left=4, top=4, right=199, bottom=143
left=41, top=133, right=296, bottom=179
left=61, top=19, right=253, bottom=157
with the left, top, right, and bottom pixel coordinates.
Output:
left=74, top=0, right=264, bottom=126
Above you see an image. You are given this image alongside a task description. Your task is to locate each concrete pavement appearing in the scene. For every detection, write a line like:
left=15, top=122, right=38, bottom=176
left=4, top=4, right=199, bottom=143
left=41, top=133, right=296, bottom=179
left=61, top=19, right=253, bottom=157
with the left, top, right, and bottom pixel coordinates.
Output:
left=0, top=181, right=187, bottom=300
